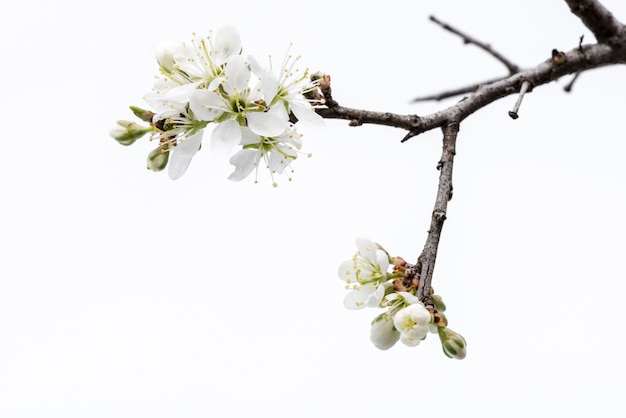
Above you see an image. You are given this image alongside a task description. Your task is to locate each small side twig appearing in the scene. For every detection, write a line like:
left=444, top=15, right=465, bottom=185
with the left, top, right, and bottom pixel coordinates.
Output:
left=564, top=71, right=581, bottom=92
left=508, top=80, right=533, bottom=119
left=412, top=76, right=506, bottom=102
left=429, top=15, right=521, bottom=74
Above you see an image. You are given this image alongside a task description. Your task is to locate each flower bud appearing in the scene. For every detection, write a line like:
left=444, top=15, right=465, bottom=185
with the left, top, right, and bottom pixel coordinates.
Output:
left=438, top=327, right=467, bottom=360
left=432, top=294, right=446, bottom=312
left=147, top=144, right=170, bottom=172
left=110, top=120, right=152, bottom=146
left=370, top=313, right=400, bottom=350
left=155, top=42, right=181, bottom=74
left=129, top=106, right=155, bottom=123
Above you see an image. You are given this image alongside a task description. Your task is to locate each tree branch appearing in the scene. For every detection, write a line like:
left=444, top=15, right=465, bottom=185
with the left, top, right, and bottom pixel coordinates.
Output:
left=411, top=76, right=507, bottom=102
left=317, top=41, right=625, bottom=142
left=416, top=122, right=459, bottom=304
left=429, top=15, right=521, bottom=74
left=564, top=0, right=625, bottom=43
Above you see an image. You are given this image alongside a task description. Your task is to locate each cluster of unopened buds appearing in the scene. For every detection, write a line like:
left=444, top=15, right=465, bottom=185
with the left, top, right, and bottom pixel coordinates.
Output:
left=339, top=238, right=467, bottom=358
left=109, top=25, right=325, bottom=186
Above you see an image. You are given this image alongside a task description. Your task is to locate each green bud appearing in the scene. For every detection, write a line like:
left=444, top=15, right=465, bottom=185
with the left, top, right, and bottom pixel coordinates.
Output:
left=432, top=294, right=446, bottom=312
left=438, top=327, right=467, bottom=360
left=130, top=106, right=155, bottom=123
left=147, top=144, right=170, bottom=172
left=110, top=120, right=152, bottom=146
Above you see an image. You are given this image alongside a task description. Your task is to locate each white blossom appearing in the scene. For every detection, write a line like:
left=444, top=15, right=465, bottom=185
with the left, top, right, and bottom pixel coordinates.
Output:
left=393, top=303, right=434, bottom=347
left=370, top=313, right=400, bottom=350
left=338, top=238, right=391, bottom=310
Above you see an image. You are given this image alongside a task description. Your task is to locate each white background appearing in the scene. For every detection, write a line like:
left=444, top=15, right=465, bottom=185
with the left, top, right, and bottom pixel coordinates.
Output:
left=1, top=1, right=625, bottom=416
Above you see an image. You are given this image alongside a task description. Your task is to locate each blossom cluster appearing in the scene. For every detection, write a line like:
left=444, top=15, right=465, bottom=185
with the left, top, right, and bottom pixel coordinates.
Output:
left=339, top=238, right=466, bottom=358
left=109, top=26, right=323, bottom=186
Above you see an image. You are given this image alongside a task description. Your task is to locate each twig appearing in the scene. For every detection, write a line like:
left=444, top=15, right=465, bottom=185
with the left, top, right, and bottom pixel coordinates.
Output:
left=412, top=76, right=507, bottom=102
left=508, top=80, right=533, bottom=119
left=317, top=41, right=622, bottom=143
left=429, top=15, right=521, bottom=74
left=416, top=122, right=459, bottom=304
left=564, top=71, right=581, bottom=92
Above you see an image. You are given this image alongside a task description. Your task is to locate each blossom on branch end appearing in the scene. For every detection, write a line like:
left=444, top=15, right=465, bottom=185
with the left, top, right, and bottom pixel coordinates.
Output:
left=110, top=25, right=323, bottom=186
left=338, top=238, right=465, bottom=357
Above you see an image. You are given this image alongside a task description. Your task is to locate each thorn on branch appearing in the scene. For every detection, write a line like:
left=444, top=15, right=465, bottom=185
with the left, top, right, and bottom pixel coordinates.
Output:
left=508, top=80, right=533, bottom=119
left=564, top=72, right=581, bottom=93
left=401, top=130, right=418, bottom=143
left=578, top=34, right=585, bottom=52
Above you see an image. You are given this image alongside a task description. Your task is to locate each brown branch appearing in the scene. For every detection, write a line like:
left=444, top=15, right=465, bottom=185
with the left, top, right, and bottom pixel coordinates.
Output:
left=411, top=76, right=507, bottom=102
left=564, top=0, right=625, bottom=44
left=429, top=15, right=521, bottom=74
left=317, top=41, right=625, bottom=142
left=416, top=122, right=459, bottom=304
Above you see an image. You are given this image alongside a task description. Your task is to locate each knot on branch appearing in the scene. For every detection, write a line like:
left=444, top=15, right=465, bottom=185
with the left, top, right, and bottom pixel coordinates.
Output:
left=433, top=209, right=447, bottom=222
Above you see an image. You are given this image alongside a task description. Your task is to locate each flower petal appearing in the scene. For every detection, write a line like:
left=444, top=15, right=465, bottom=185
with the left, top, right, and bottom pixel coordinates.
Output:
left=176, top=131, right=204, bottom=158
left=355, top=238, right=378, bottom=265
left=343, top=286, right=372, bottom=310
left=223, top=54, right=250, bottom=95
left=211, top=119, right=242, bottom=154
left=189, top=89, right=225, bottom=121
left=167, top=131, right=203, bottom=180
left=290, top=97, right=324, bottom=127
left=338, top=259, right=356, bottom=283
left=370, top=314, right=400, bottom=350
left=228, top=148, right=259, bottom=181
left=212, top=25, right=242, bottom=65
left=247, top=106, right=288, bottom=137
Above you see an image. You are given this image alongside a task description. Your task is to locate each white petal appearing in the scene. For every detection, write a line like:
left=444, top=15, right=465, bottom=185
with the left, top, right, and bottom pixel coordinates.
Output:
left=400, top=334, right=422, bottom=347
left=155, top=41, right=183, bottom=72
left=247, top=106, right=288, bottom=137
left=247, top=54, right=264, bottom=77
left=189, top=89, right=225, bottom=121
left=211, top=119, right=242, bottom=154
left=223, top=55, right=250, bottom=95
left=228, top=149, right=259, bottom=181
left=376, top=250, right=390, bottom=272
left=343, top=287, right=371, bottom=310
left=356, top=238, right=378, bottom=264
left=268, top=144, right=296, bottom=174
left=176, top=131, right=204, bottom=158
left=239, top=127, right=263, bottom=146
left=260, top=69, right=279, bottom=105
left=291, top=98, right=324, bottom=127
left=212, top=25, right=242, bottom=65
left=370, top=315, right=400, bottom=350
left=168, top=151, right=192, bottom=180
left=338, top=259, right=356, bottom=283
left=366, top=284, right=386, bottom=308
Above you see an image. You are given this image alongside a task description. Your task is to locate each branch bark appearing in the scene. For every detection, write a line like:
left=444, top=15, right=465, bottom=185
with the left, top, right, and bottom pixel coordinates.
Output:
left=316, top=0, right=626, bottom=308
left=565, top=0, right=625, bottom=43
left=416, top=122, right=458, bottom=304
left=317, top=41, right=625, bottom=142
left=429, top=15, right=521, bottom=74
